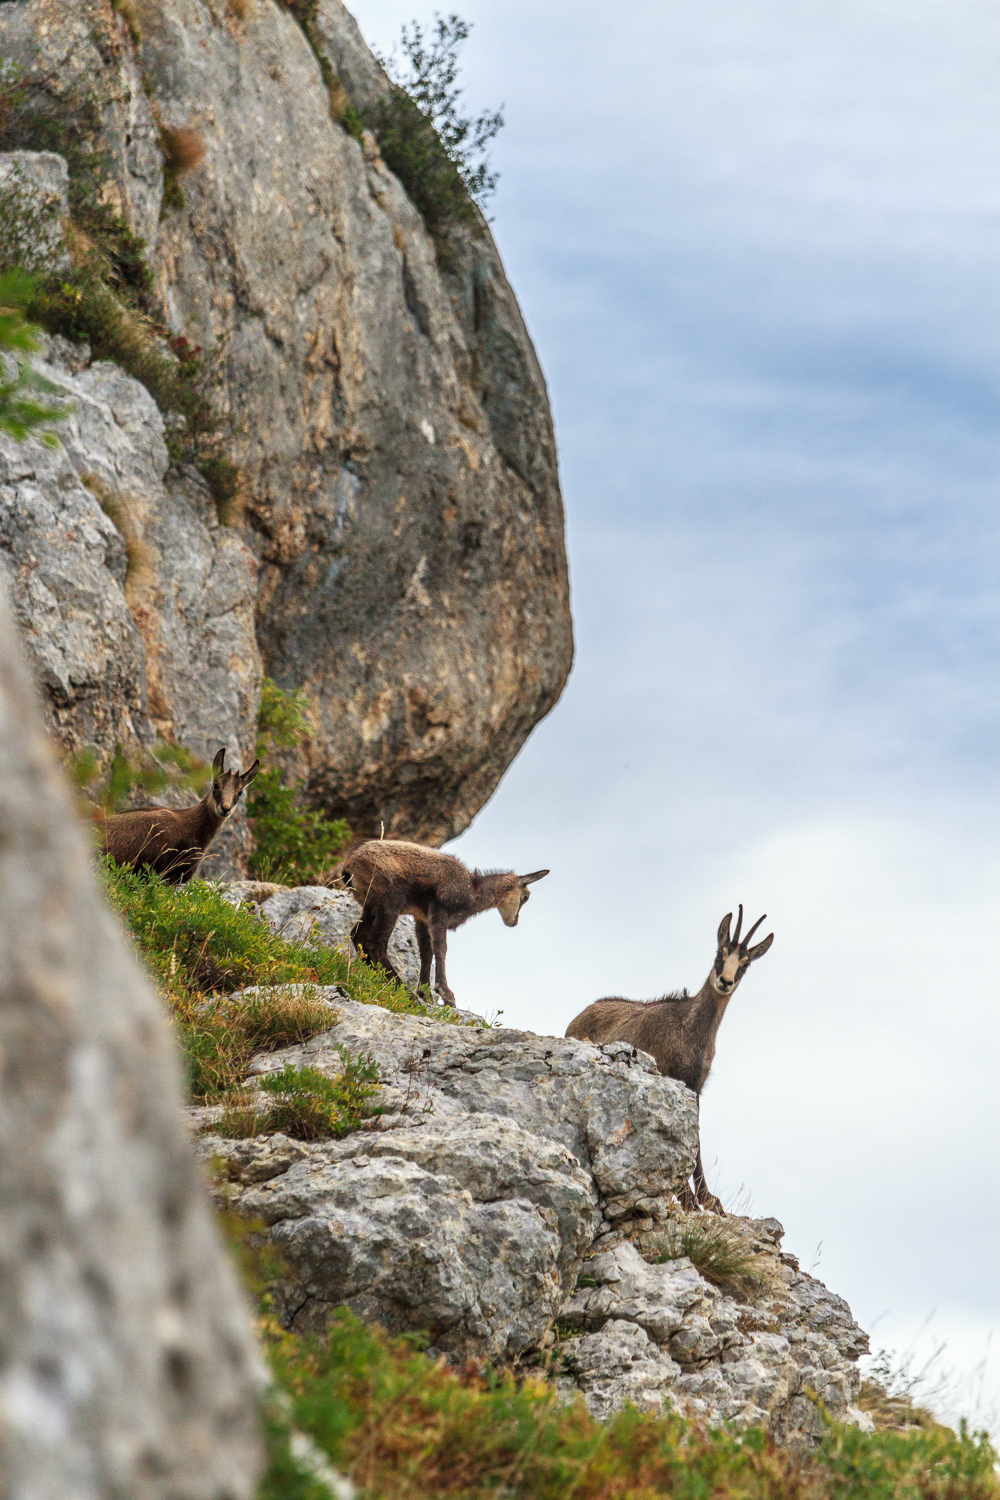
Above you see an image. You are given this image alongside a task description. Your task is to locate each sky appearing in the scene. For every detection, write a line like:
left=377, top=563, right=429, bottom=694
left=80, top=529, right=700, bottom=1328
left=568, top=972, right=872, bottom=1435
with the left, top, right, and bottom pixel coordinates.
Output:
left=347, top=0, right=1000, bottom=1426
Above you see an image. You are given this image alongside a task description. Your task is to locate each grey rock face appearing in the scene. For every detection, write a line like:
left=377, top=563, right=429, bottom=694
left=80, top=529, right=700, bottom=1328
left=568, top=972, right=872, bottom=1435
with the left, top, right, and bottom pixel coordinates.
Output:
left=560, top=1235, right=869, bottom=1442
left=0, top=0, right=573, bottom=845
left=558, top=1319, right=681, bottom=1421
left=0, top=591, right=263, bottom=1497
left=201, top=995, right=694, bottom=1358
left=0, top=150, right=70, bottom=271
left=244, top=997, right=699, bottom=1207
left=0, top=335, right=261, bottom=875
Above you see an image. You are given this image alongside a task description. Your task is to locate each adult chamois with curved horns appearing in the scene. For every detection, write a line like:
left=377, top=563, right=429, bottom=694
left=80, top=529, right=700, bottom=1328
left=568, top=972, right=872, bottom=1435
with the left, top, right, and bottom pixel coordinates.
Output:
left=565, top=905, right=774, bottom=1213
left=98, top=747, right=259, bottom=885
left=340, top=838, right=549, bottom=1007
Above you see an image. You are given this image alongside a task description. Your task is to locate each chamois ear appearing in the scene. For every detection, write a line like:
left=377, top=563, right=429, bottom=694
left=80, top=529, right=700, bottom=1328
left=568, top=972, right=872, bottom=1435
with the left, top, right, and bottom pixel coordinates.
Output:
left=519, top=869, right=549, bottom=886
left=212, top=747, right=226, bottom=775
left=717, top=911, right=733, bottom=948
left=240, top=758, right=260, bottom=787
left=746, top=931, right=774, bottom=963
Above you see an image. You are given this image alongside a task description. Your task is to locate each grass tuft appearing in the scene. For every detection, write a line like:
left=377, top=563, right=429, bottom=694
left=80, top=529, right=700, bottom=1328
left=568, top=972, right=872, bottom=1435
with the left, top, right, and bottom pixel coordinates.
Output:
left=219, top=1056, right=382, bottom=1140
left=654, top=1218, right=776, bottom=1302
left=80, top=472, right=154, bottom=587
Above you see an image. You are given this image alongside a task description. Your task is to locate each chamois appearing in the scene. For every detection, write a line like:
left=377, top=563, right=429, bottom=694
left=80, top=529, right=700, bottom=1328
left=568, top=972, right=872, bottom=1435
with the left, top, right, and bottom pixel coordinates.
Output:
left=340, top=839, right=549, bottom=1007
left=98, top=747, right=259, bottom=885
left=565, top=906, right=774, bottom=1213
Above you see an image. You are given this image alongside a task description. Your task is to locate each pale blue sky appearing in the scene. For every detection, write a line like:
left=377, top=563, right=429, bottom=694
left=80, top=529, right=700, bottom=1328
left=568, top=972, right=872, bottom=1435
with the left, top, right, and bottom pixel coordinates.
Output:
left=348, top=0, right=1000, bottom=1424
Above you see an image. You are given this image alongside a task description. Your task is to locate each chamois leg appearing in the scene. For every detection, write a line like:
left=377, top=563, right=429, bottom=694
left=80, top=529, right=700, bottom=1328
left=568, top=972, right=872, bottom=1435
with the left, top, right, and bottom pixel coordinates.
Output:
left=428, top=908, right=456, bottom=1007
left=365, top=903, right=406, bottom=987
left=414, top=917, right=433, bottom=995
left=352, top=907, right=391, bottom=974
left=692, top=1144, right=724, bottom=1215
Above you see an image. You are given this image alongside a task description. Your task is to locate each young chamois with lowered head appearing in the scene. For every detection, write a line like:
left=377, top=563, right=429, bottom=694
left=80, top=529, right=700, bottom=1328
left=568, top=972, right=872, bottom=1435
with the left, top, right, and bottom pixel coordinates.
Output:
left=565, top=906, right=774, bottom=1213
left=98, top=747, right=259, bottom=884
left=340, top=839, right=549, bottom=1007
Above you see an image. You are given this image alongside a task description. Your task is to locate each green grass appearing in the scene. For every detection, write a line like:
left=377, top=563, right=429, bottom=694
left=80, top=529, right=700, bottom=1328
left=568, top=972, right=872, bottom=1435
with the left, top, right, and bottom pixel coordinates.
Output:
left=102, top=860, right=461, bottom=1100
left=245, top=1274, right=998, bottom=1500
left=655, top=1218, right=776, bottom=1302
left=219, top=1056, right=383, bottom=1140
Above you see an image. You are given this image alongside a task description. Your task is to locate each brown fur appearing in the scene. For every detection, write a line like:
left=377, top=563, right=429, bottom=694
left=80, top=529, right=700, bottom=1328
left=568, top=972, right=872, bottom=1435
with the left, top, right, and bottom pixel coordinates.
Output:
left=566, top=906, right=774, bottom=1212
left=98, top=747, right=259, bottom=885
left=341, top=839, right=549, bottom=1007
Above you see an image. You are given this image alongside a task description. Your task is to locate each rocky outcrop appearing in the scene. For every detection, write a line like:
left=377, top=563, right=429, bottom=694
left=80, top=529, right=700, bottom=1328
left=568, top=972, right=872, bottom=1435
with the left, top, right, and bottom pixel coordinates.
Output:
left=198, top=976, right=872, bottom=1446
left=0, top=591, right=263, bottom=1496
left=201, top=995, right=698, bottom=1357
left=0, top=0, right=573, bottom=845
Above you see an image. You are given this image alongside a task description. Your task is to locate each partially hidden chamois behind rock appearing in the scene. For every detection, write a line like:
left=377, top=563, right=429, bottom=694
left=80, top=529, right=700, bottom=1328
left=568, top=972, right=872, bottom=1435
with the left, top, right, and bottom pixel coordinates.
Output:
left=98, top=747, right=259, bottom=884
left=340, top=839, right=549, bottom=1007
left=565, top=906, right=774, bottom=1213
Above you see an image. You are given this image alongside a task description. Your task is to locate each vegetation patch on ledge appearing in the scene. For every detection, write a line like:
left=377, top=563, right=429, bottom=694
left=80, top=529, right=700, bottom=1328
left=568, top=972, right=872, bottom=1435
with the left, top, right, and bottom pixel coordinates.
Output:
left=102, top=860, right=463, bottom=1102
left=248, top=677, right=352, bottom=887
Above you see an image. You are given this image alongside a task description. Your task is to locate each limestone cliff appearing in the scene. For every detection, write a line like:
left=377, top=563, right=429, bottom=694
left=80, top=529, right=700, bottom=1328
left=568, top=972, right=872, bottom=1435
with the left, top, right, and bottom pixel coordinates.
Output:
left=0, top=0, right=572, bottom=848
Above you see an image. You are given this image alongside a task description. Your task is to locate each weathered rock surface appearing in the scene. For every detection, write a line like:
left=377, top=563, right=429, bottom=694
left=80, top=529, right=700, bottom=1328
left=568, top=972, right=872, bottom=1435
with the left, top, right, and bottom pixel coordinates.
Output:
left=0, top=149, right=71, bottom=271
left=0, top=0, right=573, bottom=843
left=0, top=333, right=261, bottom=874
left=0, top=589, right=263, bottom=1496
left=559, top=1236, right=870, bottom=1442
left=200, top=995, right=695, bottom=1358
left=197, top=980, right=870, bottom=1448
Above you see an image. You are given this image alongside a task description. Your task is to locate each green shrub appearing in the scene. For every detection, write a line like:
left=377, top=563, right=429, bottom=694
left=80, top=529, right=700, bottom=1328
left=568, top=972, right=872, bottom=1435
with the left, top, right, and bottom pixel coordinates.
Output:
left=368, top=13, right=504, bottom=238
left=248, top=678, right=351, bottom=886
left=0, top=268, right=70, bottom=444
left=220, top=1056, right=382, bottom=1141
left=369, top=86, right=476, bottom=237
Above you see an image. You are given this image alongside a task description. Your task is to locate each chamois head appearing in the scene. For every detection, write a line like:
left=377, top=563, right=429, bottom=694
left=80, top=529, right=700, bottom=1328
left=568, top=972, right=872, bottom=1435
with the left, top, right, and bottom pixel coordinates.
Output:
left=207, top=747, right=260, bottom=818
left=711, top=905, right=774, bottom=995
left=496, top=868, right=550, bottom=927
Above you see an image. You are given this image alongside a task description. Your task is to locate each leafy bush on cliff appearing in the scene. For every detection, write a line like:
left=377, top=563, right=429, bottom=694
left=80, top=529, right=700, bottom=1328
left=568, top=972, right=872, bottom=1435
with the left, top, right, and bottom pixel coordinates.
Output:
left=0, top=267, right=70, bottom=443
left=370, top=13, right=503, bottom=236
left=248, top=677, right=351, bottom=886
